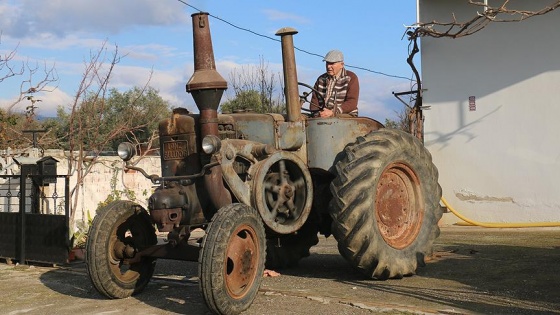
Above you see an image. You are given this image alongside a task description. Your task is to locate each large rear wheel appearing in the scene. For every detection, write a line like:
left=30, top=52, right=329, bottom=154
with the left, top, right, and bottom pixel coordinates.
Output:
left=86, top=200, right=157, bottom=298
left=199, top=203, right=266, bottom=315
left=330, top=128, right=442, bottom=279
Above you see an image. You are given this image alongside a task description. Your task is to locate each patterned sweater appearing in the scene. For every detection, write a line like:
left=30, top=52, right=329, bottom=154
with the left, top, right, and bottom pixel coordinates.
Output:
left=310, top=68, right=359, bottom=116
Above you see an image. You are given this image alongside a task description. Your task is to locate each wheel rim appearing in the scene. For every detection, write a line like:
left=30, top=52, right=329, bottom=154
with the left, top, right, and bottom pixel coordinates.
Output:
left=375, top=162, right=424, bottom=249
left=253, top=152, right=312, bottom=234
left=107, top=216, right=144, bottom=283
left=262, top=160, right=306, bottom=223
left=225, top=223, right=260, bottom=299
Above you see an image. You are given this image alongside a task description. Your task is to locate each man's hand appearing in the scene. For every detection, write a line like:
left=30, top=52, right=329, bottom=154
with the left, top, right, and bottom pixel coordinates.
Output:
left=319, top=108, right=334, bottom=118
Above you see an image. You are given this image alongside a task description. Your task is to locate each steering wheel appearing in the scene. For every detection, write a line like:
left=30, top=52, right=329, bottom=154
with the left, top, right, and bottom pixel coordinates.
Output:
left=298, top=82, right=325, bottom=117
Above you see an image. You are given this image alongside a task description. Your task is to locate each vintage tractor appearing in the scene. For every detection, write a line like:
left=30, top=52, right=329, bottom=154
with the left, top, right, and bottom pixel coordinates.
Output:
left=85, top=12, right=442, bottom=315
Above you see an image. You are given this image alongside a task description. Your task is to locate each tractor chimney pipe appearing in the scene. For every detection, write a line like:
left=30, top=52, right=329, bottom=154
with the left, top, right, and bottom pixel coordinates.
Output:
left=186, top=12, right=227, bottom=109
left=186, top=12, right=231, bottom=209
left=275, top=27, right=301, bottom=122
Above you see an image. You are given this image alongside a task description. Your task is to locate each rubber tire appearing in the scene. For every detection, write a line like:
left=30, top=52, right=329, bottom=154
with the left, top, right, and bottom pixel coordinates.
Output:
left=86, top=200, right=157, bottom=298
left=199, top=203, right=266, bottom=315
left=329, top=128, right=442, bottom=279
left=265, top=219, right=319, bottom=269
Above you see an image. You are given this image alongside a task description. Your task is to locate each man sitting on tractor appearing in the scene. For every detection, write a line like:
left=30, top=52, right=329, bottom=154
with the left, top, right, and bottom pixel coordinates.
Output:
left=310, top=49, right=360, bottom=118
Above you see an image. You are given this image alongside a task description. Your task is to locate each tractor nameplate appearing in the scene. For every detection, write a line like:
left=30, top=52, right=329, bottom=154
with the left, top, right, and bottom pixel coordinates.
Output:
left=163, top=140, right=189, bottom=160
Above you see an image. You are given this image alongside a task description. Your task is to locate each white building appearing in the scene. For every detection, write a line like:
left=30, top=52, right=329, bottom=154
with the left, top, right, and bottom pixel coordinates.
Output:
left=418, top=0, right=560, bottom=224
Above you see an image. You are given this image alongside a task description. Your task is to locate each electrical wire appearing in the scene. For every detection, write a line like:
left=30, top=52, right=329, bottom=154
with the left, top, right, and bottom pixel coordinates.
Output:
left=175, top=0, right=413, bottom=81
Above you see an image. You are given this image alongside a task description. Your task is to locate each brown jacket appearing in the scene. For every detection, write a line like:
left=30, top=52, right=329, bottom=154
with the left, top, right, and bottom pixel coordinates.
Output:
left=310, top=68, right=359, bottom=116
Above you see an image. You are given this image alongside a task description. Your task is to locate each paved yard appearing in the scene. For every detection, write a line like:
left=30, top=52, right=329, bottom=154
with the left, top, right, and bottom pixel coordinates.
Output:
left=1, top=226, right=559, bottom=314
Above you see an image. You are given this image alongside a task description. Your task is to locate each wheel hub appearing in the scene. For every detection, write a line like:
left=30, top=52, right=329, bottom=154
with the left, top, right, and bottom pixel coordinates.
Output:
left=375, top=162, right=424, bottom=249
left=225, top=225, right=259, bottom=298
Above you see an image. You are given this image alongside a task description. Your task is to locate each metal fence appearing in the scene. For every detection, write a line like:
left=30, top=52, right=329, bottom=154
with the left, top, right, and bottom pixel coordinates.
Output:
left=0, top=173, right=70, bottom=264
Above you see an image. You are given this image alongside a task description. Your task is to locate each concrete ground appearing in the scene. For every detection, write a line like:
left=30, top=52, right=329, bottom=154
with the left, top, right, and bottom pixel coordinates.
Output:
left=1, top=226, right=559, bottom=315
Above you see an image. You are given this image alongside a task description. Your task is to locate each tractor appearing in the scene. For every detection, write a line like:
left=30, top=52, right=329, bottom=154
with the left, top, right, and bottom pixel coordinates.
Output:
left=85, top=12, right=442, bottom=315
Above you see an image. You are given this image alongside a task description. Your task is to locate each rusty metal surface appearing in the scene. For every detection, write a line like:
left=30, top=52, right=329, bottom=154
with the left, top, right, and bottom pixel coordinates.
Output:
left=221, top=113, right=309, bottom=161
left=184, top=12, right=231, bottom=211
left=224, top=223, right=261, bottom=299
left=276, top=120, right=305, bottom=151
left=251, top=151, right=312, bottom=234
left=162, top=141, right=190, bottom=160
left=186, top=13, right=227, bottom=93
left=375, top=162, right=423, bottom=250
left=131, top=240, right=201, bottom=263
left=305, top=117, right=383, bottom=172
left=158, top=111, right=199, bottom=177
left=149, top=208, right=183, bottom=232
left=275, top=27, right=300, bottom=123
left=148, top=184, right=206, bottom=228
left=218, top=139, right=267, bottom=206
left=227, top=113, right=278, bottom=145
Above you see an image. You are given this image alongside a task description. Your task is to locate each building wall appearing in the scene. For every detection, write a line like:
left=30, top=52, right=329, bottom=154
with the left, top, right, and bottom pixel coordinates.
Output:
left=0, top=149, right=161, bottom=230
left=420, top=0, right=560, bottom=223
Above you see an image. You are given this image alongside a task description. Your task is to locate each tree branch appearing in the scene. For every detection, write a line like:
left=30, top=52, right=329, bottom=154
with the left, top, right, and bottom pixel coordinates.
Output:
left=409, top=0, right=560, bottom=39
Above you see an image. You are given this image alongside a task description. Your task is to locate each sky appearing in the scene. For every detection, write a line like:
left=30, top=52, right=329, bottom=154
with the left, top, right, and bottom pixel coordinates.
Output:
left=0, top=0, right=419, bottom=122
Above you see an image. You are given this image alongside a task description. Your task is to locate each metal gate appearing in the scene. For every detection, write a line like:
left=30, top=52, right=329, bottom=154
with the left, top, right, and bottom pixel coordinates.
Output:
left=0, top=169, right=70, bottom=265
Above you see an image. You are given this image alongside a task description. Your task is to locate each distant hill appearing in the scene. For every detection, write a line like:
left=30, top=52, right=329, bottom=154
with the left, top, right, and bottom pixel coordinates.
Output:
left=35, top=115, right=57, bottom=121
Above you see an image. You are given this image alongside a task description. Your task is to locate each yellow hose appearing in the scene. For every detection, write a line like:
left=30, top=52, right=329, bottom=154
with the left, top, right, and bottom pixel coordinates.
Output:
left=441, top=196, right=560, bottom=228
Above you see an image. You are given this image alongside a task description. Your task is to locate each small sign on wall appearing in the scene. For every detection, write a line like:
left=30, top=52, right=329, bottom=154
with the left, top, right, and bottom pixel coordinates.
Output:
left=469, top=96, right=476, bottom=111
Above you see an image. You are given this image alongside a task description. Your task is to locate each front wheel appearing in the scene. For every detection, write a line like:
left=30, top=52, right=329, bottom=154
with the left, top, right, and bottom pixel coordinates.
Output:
left=86, top=200, right=157, bottom=298
left=199, top=203, right=266, bottom=315
left=330, top=129, right=442, bottom=279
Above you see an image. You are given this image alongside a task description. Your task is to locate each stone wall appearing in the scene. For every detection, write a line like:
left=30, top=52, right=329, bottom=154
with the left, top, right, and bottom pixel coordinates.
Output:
left=0, top=148, right=161, bottom=229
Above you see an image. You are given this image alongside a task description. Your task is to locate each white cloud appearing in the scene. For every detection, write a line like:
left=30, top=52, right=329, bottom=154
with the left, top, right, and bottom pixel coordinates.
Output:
left=121, top=43, right=189, bottom=63
left=358, top=75, right=413, bottom=122
left=0, top=87, right=72, bottom=117
left=1, top=44, right=413, bottom=124
left=9, top=35, right=109, bottom=52
left=2, top=0, right=190, bottom=39
left=109, top=63, right=196, bottom=110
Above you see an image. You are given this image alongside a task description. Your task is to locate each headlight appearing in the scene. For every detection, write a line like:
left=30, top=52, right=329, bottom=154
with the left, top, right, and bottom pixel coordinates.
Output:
left=117, top=142, right=136, bottom=161
left=202, top=135, right=221, bottom=154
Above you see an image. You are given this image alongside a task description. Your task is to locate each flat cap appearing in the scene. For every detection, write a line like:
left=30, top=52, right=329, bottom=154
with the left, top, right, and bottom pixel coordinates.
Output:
left=323, top=50, right=344, bottom=62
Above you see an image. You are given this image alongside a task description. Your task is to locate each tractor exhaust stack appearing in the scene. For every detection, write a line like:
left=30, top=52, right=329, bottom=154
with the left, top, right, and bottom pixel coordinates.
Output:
left=186, top=12, right=231, bottom=210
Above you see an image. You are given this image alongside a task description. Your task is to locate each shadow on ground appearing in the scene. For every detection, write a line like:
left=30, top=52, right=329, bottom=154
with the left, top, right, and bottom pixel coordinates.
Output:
left=282, top=230, right=560, bottom=314
left=39, top=260, right=211, bottom=314
left=37, top=228, right=560, bottom=315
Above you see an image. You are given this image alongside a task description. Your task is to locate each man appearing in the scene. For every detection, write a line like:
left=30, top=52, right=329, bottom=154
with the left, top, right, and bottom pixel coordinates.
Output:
left=310, top=50, right=359, bottom=118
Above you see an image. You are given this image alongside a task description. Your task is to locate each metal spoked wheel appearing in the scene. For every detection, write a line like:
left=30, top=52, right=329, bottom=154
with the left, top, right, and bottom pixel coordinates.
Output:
left=252, top=152, right=313, bottom=235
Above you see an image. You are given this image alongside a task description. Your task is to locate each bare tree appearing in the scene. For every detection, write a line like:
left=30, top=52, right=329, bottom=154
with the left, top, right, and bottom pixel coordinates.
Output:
left=409, top=0, right=560, bottom=39
left=0, top=32, right=58, bottom=113
left=63, top=42, right=163, bottom=227
left=224, top=56, right=284, bottom=113
left=0, top=37, right=23, bottom=83
left=0, top=32, right=58, bottom=150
